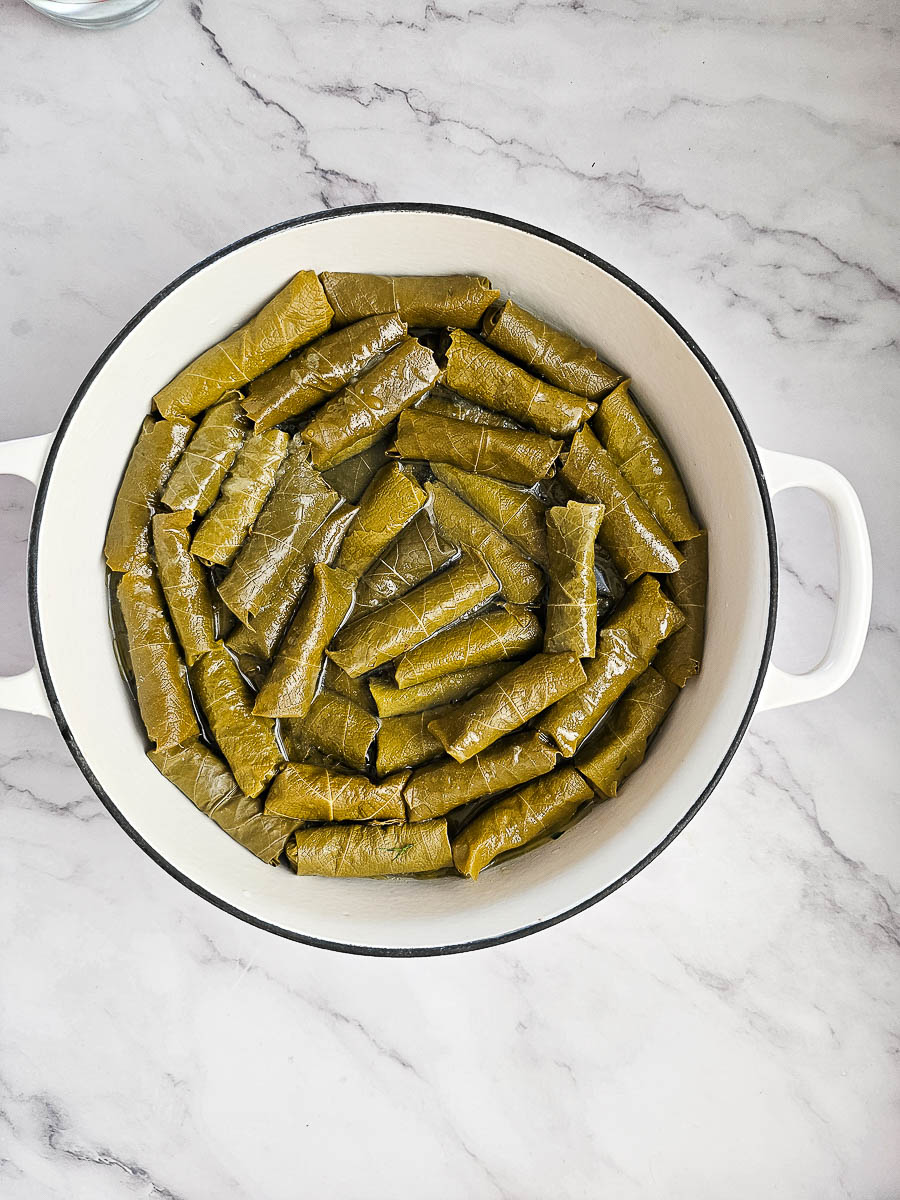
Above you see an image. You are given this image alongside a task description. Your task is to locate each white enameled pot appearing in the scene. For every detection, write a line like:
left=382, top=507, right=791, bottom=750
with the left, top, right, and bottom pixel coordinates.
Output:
left=0, top=206, right=872, bottom=955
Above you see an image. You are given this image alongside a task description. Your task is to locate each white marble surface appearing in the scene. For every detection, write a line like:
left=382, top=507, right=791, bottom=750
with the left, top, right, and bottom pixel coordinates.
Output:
left=1, top=0, right=898, bottom=1195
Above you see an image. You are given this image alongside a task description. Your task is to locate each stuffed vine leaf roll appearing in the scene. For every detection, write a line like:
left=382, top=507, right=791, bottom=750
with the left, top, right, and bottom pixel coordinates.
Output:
left=118, top=564, right=200, bottom=749
left=544, top=501, right=605, bottom=657
left=149, top=740, right=297, bottom=864
left=375, top=707, right=452, bottom=776
left=328, top=552, right=500, bottom=677
left=151, top=510, right=217, bottom=666
left=432, top=462, right=548, bottom=566
left=416, top=386, right=522, bottom=430
left=154, top=269, right=333, bottom=420
left=481, top=298, right=623, bottom=399
left=353, top=511, right=457, bottom=614
left=265, top=763, right=407, bottom=823
left=594, top=382, right=700, bottom=543
left=445, top=329, right=597, bottom=436
left=104, top=416, right=193, bottom=573
left=576, top=666, right=679, bottom=796
left=336, top=463, right=426, bottom=578
left=320, top=272, right=499, bottom=329
left=253, top=564, right=356, bottom=718
left=321, top=434, right=391, bottom=503
left=429, top=652, right=587, bottom=763
left=452, top=766, right=593, bottom=879
left=560, top=425, right=682, bottom=582
left=404, top=732, right=559, bottom=822
left=161, top=396, right=248, bottom=516
left=191, top=428, right=289, bottom=566
left=395, top=605, right=542, bottom=688
left=654, top=529, right=708, bottom=687
left=391, top=409, right=562, bottom=486
left=287, top=818, right=452, bottom=877
left=301, top=339, right=440, bottom=470
left=369, top=660, right=516, bottom=719
left=538, top=575, right=684, bottom=756
left=281, top=689, right=379, bottom=772
left=242, top=313, right=407, bottom=431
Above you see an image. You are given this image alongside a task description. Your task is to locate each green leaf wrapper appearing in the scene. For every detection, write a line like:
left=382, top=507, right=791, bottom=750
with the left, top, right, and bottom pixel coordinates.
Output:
left=416, top=385, right=521, bottom=430
left=322, top=659, right=377, bottom=713
left=391, top=409, right=562, bottom=486
left=395, top=605, right=541, bottom=688
left=265, top=763, right=407, bottom=822
left=452, top=766, right=593, bottom=879
left=253, top=564, right=356, bottom=718
left=217, top=435, right=339, bottom=622
left=432, top=462, right=548, bottom=566
left=481, top=298, right=623, bottom=399
left=118, top=564, right=200, bottom=750
left=190, top=643, right=283, bottom=798
left=654, top=529, right=708, bottom=687
left=427, top=480, right=544, bottom=604
left=405, top=732, right=559, bottom=822
left=369, top=660, right=516, bottom=718
left=576, top=667, right=679, bottom=796
left=560, top=425, right=682, bottom=582
left=594, top=381, right=700, bottom=543
left=375, top=707, right=452, bottom=776
left=336, top=463, right=426, bottom=578
left=104, top=416, right=193, bottom=572
left=445, top=329, right=597, bottom=436
left=354, top=511, right=457, bottom=614
left=428, top=651, right=587, bottom=763
left=537, top=575, right=684, bottom=755
left=544, top=501, right=605, bottom=657
left=161, top=397, right=248, bottom=516
left=328, top=551, right=500, bottom=677
left=242, top=313, right=408, bottom=431
left=191, top=428, right=289, bottom=566
left=287, top=819, right=453, bottom=877
left=321, top=435, right=391, bottom=503
left=301, top=339, right=440, bottom=470
left=280, top=690, right=380, bottom=772
left=151, top=510, right=217, bottom=666
left=320, top=272, right=499, bottom=329
left=149, top=740, right=297, bottom=864
left=154, top=270, right=333, bottom=420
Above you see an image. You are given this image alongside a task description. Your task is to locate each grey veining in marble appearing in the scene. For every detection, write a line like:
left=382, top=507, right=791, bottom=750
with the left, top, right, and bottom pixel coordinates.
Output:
left=1, top=1, right=898, bottom=1196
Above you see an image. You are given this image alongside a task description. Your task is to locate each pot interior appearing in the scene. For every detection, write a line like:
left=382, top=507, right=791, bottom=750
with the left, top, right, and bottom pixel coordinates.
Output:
left=33, top=209, right=773, bottom=952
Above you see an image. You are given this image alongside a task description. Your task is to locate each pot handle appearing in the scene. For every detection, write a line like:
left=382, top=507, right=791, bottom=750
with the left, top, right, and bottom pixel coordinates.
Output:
left=757, top=447, right=871, bottom=712
left=0, top=433, right=54, bottom=719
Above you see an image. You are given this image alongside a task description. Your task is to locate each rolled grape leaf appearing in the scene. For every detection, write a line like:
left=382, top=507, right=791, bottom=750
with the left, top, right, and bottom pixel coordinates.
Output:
left=594, top=382, right=700, bottom=543
left=149, top=740, right=297, bottom=865
left=560, top=425, right=682, bottom=582
left=452, top=766, right=593, bottom=879
left=537, top=575, right=684, bottom=756
left=265, top=763, right=407, bottom=822
left=104, top=416, right=193, bottom=572
left=217, top=435, right=339, bottom=622
left=321, top=434, right=391, bottom=503
left=280, top=689, right=379, bottom=772
left=336, top=463, right=426, bottom=578
left=432, top=462, right=548, bottom=566
left=481, top=298, right=623, bottom=399
left=227, top=501, right=357, bottom=661
left=427, top=480, right=544, bottom=604
left=320, top=272, right=499, bottom=329
left=375, top=707, right=452, bottom=776
left=151, top=510, right=217, bottom=666
left=301, top=339, right=440, bottom=470
left=191, top=428, right=289, bottom=566
left=405, top=732, right=559, bottom=822
left=242, top=313, right=407, bottom=431
left=416, top=385, right=521, bottom=430
left=287, top=818, right=452, bottom=877
left=322, top=658, right=377, bottom=713
left=161, top=397, right=248, bottom=516
left=328, top=552, right=500, bottom=677
left=190, top=643, right=283, bottom=798
left=445, top=330, right=596, bottom=436
left=253, top=564, right=356, bottom=718
left=118, top=565, right=199, bottom=749
left=654, top=529, right=708, bottom=687
left=429, top=652, right=587, bottom=763
left=391, top=409, right=562, bottom=486
left=544, top=501, right=605, bottom=657
left=370, top=660, right=516, bottom=718
left=354, top=511, right=457, bottom=614
left=576, top=667, right=679, bottom=796
left=395, top=605, right=541, bottom=688
left=154, top=269, right=333, bottom=420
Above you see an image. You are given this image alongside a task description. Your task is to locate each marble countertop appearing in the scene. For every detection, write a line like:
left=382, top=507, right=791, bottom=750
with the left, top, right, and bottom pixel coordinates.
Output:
left=2, top=1, right=898, bottom=1196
